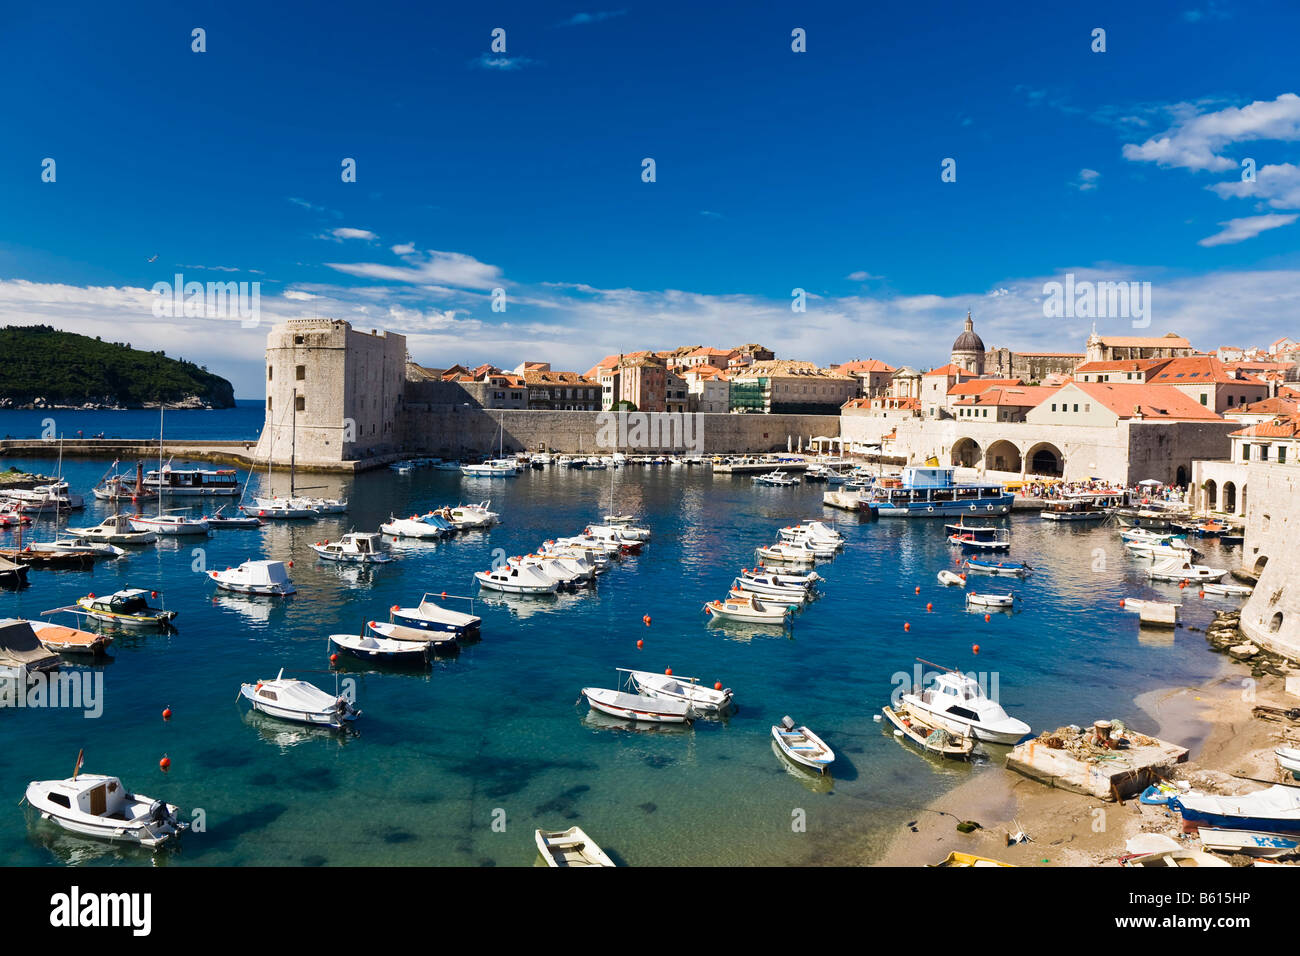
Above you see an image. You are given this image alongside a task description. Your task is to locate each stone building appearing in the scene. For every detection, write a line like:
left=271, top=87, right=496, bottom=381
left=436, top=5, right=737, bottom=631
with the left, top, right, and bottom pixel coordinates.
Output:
left=949, top=312, right=985, bottom=375
left=256, top=319, right=406, bottom=465
left=1085, top=330, right=1194, bottom=363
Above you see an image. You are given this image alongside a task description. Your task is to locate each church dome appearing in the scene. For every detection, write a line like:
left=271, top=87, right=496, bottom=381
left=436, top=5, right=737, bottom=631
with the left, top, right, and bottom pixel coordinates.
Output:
left=951, top=311, right=984, bottom=353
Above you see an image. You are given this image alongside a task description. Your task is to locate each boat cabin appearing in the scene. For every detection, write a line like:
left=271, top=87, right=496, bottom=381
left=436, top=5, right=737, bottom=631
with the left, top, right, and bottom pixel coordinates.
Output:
left=918, top=672, right=985, bottom=711
left=144, top=468, right=239, bottom=493
left=40, top=775, right=130, bottom=819
left=93, top=589, right=154, bottom=613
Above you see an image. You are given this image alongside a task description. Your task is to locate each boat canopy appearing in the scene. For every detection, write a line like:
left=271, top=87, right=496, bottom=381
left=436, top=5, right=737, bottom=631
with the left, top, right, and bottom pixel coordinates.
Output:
left=0, top=618, right=61, bottom=670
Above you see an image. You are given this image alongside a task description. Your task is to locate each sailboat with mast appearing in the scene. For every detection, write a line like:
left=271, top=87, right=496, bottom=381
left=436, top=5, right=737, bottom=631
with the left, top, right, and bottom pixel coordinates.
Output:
left=247, top=389, right=320, bottom=519
left=461, top=420, right=518, bottom=477
left=128, top=407, right=211, bottom=536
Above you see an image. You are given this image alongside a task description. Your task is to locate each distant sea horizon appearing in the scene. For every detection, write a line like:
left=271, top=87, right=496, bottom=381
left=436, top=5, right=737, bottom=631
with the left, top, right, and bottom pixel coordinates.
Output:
left=0, top=399, right=265, bottom=443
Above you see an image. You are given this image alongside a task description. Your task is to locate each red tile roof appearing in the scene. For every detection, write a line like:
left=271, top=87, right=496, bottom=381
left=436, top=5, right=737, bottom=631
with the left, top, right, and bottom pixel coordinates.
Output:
left=1146, top=356, right=1266, bottom=386
left=1229, top=416, right=1300, bottom=438
left=953, top=385, right=1061, bottom=407
left=946, top=378, right=1023, bottom=396
left=1068, top=381, right=1224, bottom=420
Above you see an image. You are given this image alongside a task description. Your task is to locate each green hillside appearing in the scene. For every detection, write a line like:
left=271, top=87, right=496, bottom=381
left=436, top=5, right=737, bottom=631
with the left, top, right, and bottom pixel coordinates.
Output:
left=0, top=325, right=236, bottom=408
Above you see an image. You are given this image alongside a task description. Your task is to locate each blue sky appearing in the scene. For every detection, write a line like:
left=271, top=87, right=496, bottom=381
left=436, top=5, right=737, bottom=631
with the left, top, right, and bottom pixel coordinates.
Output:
left=2, top=0, right=1300, bottom=396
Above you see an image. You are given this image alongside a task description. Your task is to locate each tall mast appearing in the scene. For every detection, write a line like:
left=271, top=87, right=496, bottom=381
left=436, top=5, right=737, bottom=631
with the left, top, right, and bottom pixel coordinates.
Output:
left=290, top=388, right=297, bottom=498
left=157, top=405, right=165, bottom=517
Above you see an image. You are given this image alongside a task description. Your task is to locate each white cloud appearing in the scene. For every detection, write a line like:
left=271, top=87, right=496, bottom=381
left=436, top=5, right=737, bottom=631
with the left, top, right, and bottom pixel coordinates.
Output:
left=326, top=249, right=504, bottom=290
left=391, top=242, right=416, bottom=255
left=329, top=227, right=377, bottom=241
left=1197, top=213, right=1299, bottom=246
left=846, top=271, right=884, bottom=281
left=283, top=290, right=320, bottom=301
left=1073, top=168, right=1101, bottom=191
left=559, top=10, right=626, bottom=26
left=1209, top=162, right=1300, bottom=210
left=472, top=54, right=536, bottom=71
left=1122, top=93, right=1300, bottom=172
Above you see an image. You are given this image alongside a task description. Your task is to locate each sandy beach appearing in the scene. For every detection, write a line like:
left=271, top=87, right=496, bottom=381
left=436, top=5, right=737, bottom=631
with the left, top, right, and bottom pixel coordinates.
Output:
left=873, top=656, right=1300, bottom=866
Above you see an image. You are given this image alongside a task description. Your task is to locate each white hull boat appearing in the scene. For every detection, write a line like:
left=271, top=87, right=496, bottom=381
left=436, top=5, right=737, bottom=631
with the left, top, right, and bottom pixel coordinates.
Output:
left=704, top=592, right=793, bottom=625
left=329, top=632, right=430, bottom=663
left=1147, top=559, right=1226, bottom=583
left=129, top=514, right=210, bottom=536
left=381, top=515, right=448, bottom=539
left=740, top=567, right=820, bottom=589
left=239, top=669, right=360, bottom=728
left=248, top=497, right=318, bottom=519
left=937, top=570, right=967, bottom=587
left=27, top=538, right=126, bottom=560
left=1203, top=582, right=1253, bottom=597
left=966, top=592, right=1014, bottom=608
left=311, top=532, right=393, bottom=563
left=474, top=565, right=558, bottom=594
left=461, top=459, right=517, bottom=477
left=731, top=574, right=809, bottom=602
left=1198, top=827, right=1300, bottom=858
left=755, top=543, right=818, bottom=566
left=771, top=716, right=834, bottom=773
left=535, top=826, right=615, bottom=867
left=628, top=669, right=733, bottom=713
left=366, top=619, right=460, bottom=652
left=900, top=668, right=1030, bottom=745
left=24, top=772, right=185, bottom=849
left=65, top=514, right=158, bottom=545
left=582, top=686, right=692, bottom=723
left=207, top=559, right=296, bottom=596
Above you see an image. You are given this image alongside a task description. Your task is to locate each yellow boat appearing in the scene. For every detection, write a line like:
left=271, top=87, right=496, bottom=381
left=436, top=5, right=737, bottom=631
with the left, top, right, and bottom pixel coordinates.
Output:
left=930, top=852, right=1016, bottom=867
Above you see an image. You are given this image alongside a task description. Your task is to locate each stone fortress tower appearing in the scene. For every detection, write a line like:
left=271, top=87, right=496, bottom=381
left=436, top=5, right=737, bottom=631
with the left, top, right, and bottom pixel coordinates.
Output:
left=254, top=319, right=407, bottom=466
left=950, top=311, right=985, bottom=375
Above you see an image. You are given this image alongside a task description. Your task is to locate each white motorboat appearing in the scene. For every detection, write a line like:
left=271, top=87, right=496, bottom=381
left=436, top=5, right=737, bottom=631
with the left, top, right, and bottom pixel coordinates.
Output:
left=297, top=496, right=348, bottom=514
left=5, top=482, right=85, bottom=514
left=311, top=532, right=393, bottom=564
left=778, top=520, right=844, bottom=548
left=26, top=537, right=126, bottom=560
left=380, top=515, right=449, bottom=539
left=204, top=504, right=264, bottom=529
left=739, top=566, right=821, bottom=589
left=207, top=559, right=296, bottom=596
left=474, top=564, right=558, bottom=595
left=755, top=542, right=818, bottom=566
left=508, top=554, right=590, bottom=589
left=390, top=593, right=482, bottom=637
left=1147, top=558, right=1226, bottom=583
left=65, top=513, right=157, bottom=545
left=442, top=501, right=499, bottom=528
left=628, top=668, right=733, bottom=714
left=247, top=497, right=319, bottom=519
left=541, top=543, right=610, bottom=573
left=965, top=592, right=1014, bottom=608
left=239, top=669, right=360, bottom=728
left=900, top=668, right=1030, bottom=745
left=129, top=513, right=211, bottom=536
left=1203, top=582, right=1254, bottom=597
left=461, top=459, right=518, bottom=477
left=329, top=631, right=430, bottom=663
left=366, top=619, right=460, bottom=652
left=704, top=592, right=793, bottom=625
left=535, top=826, right=615, bottom=867
left=75, top=589, right=177, bottom=628
left=24, top=769, right=186, bottom=849
left=581, top=685, right=693, bottom=723
left=731, top=573, right=809, bottom=602
left=753, top=470, right=799, bottom=486
left=771, top=716, right=835, bottom=773
left=937, top=570, right=967, bottom=587
left=1127, top=541, right=1200, bottom=561
left=582, top=524, right=644, bottom=553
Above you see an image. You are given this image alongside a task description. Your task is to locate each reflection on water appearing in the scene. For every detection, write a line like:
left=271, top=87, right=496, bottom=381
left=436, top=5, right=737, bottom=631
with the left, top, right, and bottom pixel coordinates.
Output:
left=0, top=453, right=1240, bottom=867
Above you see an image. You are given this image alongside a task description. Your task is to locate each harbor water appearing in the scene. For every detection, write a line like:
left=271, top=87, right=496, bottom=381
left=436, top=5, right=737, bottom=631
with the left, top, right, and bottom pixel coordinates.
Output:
left=0, top=437, right=1238, bottom=867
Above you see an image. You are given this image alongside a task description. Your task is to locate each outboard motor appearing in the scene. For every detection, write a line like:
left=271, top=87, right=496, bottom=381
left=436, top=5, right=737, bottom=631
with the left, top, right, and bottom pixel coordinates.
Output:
left=780, top=715, right=795, bottom=732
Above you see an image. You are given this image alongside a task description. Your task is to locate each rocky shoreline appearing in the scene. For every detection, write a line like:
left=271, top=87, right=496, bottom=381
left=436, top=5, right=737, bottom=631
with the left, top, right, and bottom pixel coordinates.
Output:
left=0, top=395, right=228, bottom=411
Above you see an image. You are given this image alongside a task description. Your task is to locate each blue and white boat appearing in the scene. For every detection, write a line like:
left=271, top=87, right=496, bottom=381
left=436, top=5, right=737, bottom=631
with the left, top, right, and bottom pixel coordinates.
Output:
left=1170, top=785, right=1300, bottom=836
left=870, top=467, right=1013, bottom=518
left=390, top=593, right=482, bottom=638
left=964, top=558, right=1032, bottom=577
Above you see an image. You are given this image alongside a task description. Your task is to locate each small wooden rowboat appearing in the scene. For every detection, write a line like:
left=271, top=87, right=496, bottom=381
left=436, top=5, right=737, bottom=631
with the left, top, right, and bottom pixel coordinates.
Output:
left=965, top=592, right=1014, bottom=608
left=881, top=705, right=974, bottom=760
left=534, top=826, right=615, bottom=867
left=28, top=619, right=113, bottom=656
left=771, top=716, right=834, bottom=773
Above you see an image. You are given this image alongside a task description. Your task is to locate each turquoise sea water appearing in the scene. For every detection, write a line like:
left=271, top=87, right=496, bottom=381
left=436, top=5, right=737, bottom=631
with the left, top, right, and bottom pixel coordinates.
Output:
left=0, top=447, right=1238, bottom=867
